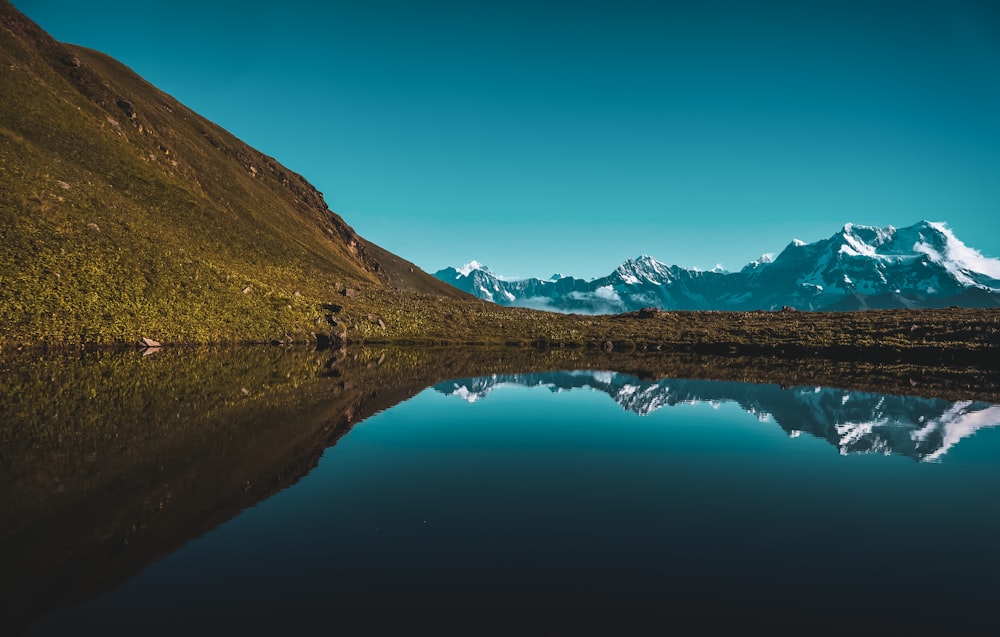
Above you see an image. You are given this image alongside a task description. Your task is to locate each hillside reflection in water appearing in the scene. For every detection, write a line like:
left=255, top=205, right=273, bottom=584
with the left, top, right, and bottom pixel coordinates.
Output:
left=3, top=347, right=998, bottom=635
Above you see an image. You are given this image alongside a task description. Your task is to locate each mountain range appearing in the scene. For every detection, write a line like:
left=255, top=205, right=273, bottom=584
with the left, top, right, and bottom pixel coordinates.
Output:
left=434, top=371, right=1000, bottom=462
left=435, top=221, right=1000, bottom=313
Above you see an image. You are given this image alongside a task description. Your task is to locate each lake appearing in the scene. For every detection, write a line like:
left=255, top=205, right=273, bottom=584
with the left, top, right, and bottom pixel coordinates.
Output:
left=3, top=348, right=999, bottom=634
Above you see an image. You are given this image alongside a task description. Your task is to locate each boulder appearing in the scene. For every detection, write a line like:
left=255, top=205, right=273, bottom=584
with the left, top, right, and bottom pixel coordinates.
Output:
left=116, top=99, right=136, bottom=119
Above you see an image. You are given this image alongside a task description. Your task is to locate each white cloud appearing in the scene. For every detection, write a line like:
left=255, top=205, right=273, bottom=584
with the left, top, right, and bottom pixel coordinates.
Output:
left=456, top=260, right=484, bottom=276
left=927, top=222, right=1000, bottom=280
left=594, top=285, right=622, bottom=303
left=511, top=297, right=563, bottom=312
left=513, top=288, right=625, bottom=315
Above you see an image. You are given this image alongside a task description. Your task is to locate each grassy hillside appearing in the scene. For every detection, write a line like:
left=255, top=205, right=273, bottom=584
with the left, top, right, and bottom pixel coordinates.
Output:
left=0, top=1, right=466, bottom=347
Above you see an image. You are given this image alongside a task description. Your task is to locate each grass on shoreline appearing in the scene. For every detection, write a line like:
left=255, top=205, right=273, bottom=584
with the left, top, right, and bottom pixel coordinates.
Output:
left=5, top=281, right=999, bottom=369
left=302, top=287, right=1000, bottom=367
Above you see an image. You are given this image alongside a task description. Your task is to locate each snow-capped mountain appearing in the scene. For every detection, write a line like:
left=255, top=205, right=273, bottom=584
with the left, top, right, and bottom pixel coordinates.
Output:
left=433, top=372, right=1000, bottom=462
left=434, top=221, right=1000, bottom=312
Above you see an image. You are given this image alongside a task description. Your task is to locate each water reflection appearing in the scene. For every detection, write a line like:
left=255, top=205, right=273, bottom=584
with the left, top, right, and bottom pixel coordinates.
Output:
left=435, top=372, right=1000, bottom=462
left=2, top=346, right=999, bottom=634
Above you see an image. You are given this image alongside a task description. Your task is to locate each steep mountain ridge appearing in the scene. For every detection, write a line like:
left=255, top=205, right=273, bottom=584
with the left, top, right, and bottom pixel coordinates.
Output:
left=436, top=221, right=1000, bottom=313
left=0, top=1, right=466, bottom=345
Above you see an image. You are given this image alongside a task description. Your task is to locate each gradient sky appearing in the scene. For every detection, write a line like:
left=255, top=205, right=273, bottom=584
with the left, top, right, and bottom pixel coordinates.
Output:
left=14, top=0, right=1000, bottom=279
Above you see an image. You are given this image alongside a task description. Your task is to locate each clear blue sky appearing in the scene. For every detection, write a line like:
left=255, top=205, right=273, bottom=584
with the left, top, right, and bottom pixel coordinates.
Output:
left=14, top=0, right=1000, bottom=279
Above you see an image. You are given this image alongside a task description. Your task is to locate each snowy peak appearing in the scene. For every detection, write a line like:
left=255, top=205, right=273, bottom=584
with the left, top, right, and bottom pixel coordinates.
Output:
left=915, top=222, right=1000, bottom=282
left=615, top=255, right=673, bottom=285
left=840, top=221, right=896, bottom=244
left=455, top=260, right=488, bottom=277
left=811, top=220, right=996, bottom=272
left=434, top=220, right=1000, bottom=312
left=741, top=253, right=775, bottom=273
left=834, top=222, right=894, bottom=257
left=434, top=262, right=516, bottom=304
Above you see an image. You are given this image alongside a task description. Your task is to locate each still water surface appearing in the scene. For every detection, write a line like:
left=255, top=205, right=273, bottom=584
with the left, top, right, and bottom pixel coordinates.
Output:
left=11, top=357, right=1000, bottom=634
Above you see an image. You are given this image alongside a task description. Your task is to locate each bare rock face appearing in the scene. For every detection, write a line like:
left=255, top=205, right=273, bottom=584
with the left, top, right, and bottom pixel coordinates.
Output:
left=115, top=99, right=136, bottom=119
left=61, top=53, right=80, bottom=67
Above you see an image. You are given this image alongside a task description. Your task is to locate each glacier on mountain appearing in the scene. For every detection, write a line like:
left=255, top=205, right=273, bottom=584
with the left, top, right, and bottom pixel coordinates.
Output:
left=434, top=221, right=1000, bottom=312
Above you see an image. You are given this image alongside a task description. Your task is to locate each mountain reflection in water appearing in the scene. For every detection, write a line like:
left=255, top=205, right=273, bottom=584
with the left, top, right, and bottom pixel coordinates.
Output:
left=3, top=346, right=999, bottom=635
left=435, top=372, right=1000, bottom=462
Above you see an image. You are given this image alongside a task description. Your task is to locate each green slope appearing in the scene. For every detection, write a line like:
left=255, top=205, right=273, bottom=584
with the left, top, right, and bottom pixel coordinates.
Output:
left=0, top=1, right=466, bottom=347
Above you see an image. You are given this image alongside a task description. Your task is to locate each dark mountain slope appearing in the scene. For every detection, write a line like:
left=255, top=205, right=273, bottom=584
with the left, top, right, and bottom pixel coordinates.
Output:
left=0, top=1, right=466, bottom=346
